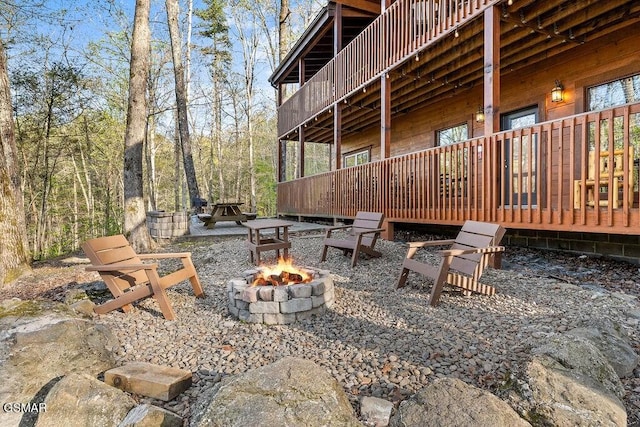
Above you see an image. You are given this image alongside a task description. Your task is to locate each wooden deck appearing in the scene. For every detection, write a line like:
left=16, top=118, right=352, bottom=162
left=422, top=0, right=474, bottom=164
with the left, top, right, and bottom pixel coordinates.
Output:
left=277, top=103, right=640, bottom=235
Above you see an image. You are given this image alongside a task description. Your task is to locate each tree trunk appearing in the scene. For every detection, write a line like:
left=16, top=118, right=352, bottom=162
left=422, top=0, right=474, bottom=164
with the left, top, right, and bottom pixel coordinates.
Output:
left=0, top=37, right=31, bottom=285
left=278, top=0, right=291, bottom=180
left=166, top=0, right=200, bottom=210
left=144, top=116, right=158, bottom=211
left=231, top=5, right=258, bottom=210
left=123, top=0, right=153, bottom=252
left=215, top=85, right=225, bottom=201
left=173, top=108, right=183, bottom=211
left=278, top=0, right=290, bottom=63
left=81, top=117, right=95, bottom=237
left=186, top=0, right=193, bottom=119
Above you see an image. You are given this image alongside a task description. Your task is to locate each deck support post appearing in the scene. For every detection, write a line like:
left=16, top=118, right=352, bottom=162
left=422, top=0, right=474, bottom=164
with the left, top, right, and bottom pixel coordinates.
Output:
left=380, top=0, right=392, bottom=160
left=332, top=4, right=343, bottom=171
left=277, top=139, right=284, bottom=182
left=381, top=74, right=391, bottom=160
left=483, top=5, right=500, bottom=136
left=381, top=219, right=394, bottom=241
left=332, top=104, right=342, bottom=170
left=297, top=125, right=305, bottom=178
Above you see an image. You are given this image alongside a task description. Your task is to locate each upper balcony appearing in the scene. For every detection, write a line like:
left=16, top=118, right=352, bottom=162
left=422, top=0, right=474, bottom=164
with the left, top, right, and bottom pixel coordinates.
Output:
left=271, top=0, right=640, bottom=141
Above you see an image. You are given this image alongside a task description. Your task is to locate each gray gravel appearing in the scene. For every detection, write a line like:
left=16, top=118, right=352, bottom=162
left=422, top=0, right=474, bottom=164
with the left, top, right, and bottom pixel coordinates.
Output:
left=96, top=234, right=640, bottom=423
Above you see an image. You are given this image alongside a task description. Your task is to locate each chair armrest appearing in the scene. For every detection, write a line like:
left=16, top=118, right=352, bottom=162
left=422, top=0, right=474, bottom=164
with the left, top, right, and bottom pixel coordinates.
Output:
left=324, top=224, right=351, bottom=238
left=324, top=225, right=351, bottom=231
left=353, top=228, right=385, bottom=236
left=439, top=246, right=505, bottom=257
left=138, top=252, right=192, bottom=260
left=408, top=239, right=455, bottom=249
left=86, top=263, right=158, bottom=272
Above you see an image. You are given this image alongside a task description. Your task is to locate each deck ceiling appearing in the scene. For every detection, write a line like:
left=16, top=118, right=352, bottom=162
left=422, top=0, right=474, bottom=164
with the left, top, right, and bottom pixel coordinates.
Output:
left=290, top=0, right=640, bottom=144
left=270, top=1, right=378, bottom=85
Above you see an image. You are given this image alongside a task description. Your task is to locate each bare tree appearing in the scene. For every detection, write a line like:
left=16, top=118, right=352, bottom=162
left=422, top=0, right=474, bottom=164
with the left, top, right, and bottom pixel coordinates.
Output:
left=0, top=37, right=31, bottom=285
left=230, top=0, right=259, bottom=210
left=195, top=0, right=231, bottom=202
left=123, top=0, right=153, bottom=252
left=166, top=0, right=200, bottom=209
left=278, top=0, right=290, bottom=63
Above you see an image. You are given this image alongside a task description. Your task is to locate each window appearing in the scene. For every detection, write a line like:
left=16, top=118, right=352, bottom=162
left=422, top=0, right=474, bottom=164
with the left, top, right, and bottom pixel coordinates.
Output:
left=586, top=75, right=640, bottom=194
left=343, top=148, right=369, bottom=168
left=501, top=106, right=538, bottom=131
left=437, top=123, right=468, bottom=146
left=587, top=74, right=640, bottom=111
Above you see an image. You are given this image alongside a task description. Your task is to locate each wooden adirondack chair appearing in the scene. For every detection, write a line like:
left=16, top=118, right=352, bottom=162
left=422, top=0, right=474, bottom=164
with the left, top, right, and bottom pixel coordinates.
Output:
left=81, top=235, right=205, bottom=320
left=320, top=212, right=385, bottom=267
left=396, top=221, right=506, bottom=306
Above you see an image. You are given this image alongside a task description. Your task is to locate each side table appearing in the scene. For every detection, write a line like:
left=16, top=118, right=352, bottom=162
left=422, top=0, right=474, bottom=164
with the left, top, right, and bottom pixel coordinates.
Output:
left=243, top=219, right=293, bottom=264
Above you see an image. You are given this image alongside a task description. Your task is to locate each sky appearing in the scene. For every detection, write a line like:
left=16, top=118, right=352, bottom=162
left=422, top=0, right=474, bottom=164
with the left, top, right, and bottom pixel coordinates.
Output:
left=1, top=0, right=327, bottom=138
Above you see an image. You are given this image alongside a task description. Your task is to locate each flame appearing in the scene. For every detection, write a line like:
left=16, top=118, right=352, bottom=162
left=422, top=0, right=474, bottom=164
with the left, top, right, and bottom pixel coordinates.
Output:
left=252, top=257, right=312, bottom=286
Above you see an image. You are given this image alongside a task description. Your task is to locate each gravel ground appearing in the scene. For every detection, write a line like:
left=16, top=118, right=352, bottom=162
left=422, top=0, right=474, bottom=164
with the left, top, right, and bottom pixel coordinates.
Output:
left=1, top=232, right=639, bottom=425
left=78, top=234, right=640, bottom=425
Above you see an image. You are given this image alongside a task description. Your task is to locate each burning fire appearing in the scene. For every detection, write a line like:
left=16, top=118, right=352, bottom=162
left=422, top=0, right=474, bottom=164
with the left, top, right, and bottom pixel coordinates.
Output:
left=252, top=258, right=312, bottom=286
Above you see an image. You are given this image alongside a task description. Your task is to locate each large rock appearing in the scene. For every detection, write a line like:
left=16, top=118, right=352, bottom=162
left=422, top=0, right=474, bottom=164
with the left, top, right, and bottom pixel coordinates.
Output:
left=525, top=355, right=626, bottom=426
left=191, top=356, right=362, bottom=427
left=531, top=334, right=625, bottom=398
left=0, top=299, right=118, bottom=427
left=389, top=378, right=531, bottom=427
left=360, top=396, right=394, bottom=427
left=565, top=320, right=639, bottom=378
left=34, top=373, right=136, bottom=427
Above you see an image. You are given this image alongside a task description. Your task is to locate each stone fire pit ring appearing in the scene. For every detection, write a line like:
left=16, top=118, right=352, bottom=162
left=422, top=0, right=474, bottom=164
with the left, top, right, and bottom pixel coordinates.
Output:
left=227, top=267, right=334, bottom=325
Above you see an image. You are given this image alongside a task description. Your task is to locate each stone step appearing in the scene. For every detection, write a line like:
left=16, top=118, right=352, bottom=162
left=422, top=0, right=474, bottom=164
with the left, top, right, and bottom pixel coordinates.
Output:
left=104, top=362, right=192, bottom=401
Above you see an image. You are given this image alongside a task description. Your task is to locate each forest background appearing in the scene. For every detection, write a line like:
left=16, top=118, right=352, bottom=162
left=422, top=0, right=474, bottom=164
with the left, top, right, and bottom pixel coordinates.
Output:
left=0, top=0, right=330, bottom=264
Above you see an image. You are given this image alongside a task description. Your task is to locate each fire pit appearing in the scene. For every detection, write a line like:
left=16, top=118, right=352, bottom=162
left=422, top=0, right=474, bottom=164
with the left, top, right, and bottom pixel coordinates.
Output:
left=227, top=259, right=334, bottom=325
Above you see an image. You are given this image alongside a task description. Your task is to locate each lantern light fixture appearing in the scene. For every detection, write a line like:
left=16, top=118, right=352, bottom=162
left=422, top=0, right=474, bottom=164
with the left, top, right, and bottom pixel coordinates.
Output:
left=475, top=106, right=485, bottom=123
left=551, top=80, right=564, bottom=102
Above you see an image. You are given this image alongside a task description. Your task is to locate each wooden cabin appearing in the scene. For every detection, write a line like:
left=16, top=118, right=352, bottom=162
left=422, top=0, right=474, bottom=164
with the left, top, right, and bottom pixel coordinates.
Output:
left=269, top=0, right=640, bottom=261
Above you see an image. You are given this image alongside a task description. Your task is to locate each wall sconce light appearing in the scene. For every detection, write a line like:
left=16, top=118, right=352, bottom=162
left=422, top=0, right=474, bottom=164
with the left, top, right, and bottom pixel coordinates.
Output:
left=475, top=106, right=485, bottom=123
left=551, top=80, right=564, bottom=102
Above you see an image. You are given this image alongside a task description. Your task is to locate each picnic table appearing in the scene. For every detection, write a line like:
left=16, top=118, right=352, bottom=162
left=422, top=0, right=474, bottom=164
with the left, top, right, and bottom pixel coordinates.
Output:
left=197, top=202, right=247, bottom=229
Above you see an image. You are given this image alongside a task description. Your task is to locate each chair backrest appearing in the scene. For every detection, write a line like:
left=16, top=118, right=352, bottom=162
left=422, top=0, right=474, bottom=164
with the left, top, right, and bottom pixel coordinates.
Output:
left=588, top=147, right=634, bottom=180
left=449, top=221, right=506, bottom=279
left=81, top=235, right=148, bottom=291
left=348, top=211, right=385, bottom=248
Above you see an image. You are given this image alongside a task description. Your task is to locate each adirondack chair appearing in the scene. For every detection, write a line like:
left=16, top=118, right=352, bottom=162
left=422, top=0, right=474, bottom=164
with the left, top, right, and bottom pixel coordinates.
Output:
left=396, top=221, right=506, bottom=306
left=320, top=212, right=385, bottom=267
left=81, top=235, right=205, bottom=320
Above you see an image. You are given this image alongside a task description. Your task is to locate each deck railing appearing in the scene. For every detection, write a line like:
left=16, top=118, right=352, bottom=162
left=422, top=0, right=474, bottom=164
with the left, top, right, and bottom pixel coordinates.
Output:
left=278, top=103, right=640, bottom=234
left=277, top=0, right=491, bottom=137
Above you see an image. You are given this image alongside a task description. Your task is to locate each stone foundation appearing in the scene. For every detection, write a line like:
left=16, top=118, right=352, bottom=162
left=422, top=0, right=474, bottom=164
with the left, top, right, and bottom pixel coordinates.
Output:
left=227, top=268, right=334, bottom=325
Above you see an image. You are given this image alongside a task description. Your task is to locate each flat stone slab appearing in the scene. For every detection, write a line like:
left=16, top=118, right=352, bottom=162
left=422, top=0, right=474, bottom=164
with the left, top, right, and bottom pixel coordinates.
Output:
left=104, top=362, right=192, bottom=401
